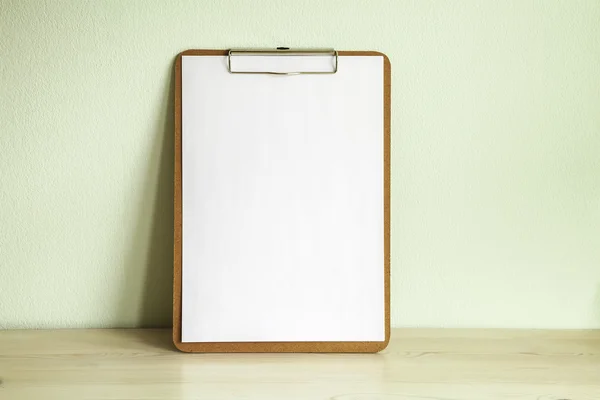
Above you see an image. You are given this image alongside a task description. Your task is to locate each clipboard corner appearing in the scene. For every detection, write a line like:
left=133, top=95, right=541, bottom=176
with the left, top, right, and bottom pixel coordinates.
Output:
left=173, top=341, right=193, bottom=353
left=376, top=51, right=391, bottom=68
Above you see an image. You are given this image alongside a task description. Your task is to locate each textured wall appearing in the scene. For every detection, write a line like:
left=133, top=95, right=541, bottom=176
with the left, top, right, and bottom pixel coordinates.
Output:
left=1, top=0, right=599, bottom=329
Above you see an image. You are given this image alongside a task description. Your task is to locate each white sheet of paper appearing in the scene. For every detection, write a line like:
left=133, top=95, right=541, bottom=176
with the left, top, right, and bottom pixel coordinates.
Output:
left=181, top=55, right=384, bottom=342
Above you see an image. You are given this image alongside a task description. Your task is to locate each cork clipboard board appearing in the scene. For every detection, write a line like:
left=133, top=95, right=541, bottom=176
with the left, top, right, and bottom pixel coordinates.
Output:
left=174, top=49, right=391, bottom=353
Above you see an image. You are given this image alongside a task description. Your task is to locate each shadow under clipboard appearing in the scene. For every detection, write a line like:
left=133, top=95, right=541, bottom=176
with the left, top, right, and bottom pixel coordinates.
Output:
left=117, top=61, right=176, bottom=349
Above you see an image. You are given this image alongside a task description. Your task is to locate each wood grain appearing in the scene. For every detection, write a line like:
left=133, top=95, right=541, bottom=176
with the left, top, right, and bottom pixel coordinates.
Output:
left=1, top=329, right=599, bottom=400
left=173, top=49, right=391, bottom=352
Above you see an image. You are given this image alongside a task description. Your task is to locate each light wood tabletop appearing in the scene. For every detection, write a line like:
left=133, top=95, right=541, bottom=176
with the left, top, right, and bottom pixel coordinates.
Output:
left=0, top=328, right=599, bottom=399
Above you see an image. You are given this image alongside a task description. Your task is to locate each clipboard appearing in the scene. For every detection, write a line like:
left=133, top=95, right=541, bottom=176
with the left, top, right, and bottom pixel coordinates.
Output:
left=174, top=48, right=391, bottom=353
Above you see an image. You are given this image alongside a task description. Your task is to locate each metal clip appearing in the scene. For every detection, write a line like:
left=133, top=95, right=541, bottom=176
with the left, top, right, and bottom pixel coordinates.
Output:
left=227, top=48, right=338, bottom=75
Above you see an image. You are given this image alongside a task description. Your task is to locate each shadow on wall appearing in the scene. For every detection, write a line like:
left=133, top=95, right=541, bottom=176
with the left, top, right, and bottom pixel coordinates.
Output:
left=117, top=64, right=176, bottom=328
left=595, top=284, right=600, bottom=328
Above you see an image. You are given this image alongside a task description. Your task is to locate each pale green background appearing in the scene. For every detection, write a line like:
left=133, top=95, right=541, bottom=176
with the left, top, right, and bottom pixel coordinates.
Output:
left=1, top=0, right=599, bottom=329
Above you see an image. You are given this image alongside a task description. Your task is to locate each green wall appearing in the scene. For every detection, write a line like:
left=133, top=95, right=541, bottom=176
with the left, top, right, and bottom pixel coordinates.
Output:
left=1, top=0, right=599, bottom=329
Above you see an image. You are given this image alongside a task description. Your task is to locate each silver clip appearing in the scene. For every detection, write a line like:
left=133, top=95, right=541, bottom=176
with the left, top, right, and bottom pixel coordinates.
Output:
left=227, top=48, right=338, bottom=75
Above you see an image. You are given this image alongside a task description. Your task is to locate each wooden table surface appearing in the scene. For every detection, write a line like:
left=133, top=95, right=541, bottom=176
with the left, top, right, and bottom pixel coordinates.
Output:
left=1, top=328, right=599, bottom=399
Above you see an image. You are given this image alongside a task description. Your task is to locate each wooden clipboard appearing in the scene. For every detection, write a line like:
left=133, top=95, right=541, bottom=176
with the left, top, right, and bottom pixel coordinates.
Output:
left=173, top=49, right=391, bottom=353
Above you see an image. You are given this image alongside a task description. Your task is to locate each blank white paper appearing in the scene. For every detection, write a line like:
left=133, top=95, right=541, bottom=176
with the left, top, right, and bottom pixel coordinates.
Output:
left=181, top=55, right=384, bottom=342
